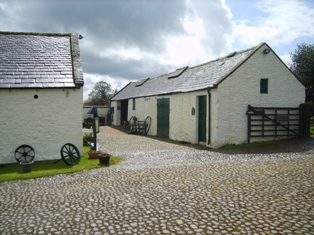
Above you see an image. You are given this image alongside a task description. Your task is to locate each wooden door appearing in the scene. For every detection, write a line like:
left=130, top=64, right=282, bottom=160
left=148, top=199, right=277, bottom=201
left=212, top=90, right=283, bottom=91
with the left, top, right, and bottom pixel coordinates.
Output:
left=157, top=98, right=170, bottom=137
left=198, top=96, right=207, bottom=142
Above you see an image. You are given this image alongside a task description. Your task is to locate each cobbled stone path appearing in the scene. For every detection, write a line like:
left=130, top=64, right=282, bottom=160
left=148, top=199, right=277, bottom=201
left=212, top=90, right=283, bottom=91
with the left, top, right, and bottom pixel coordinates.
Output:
left=1, top=126, right=314, bottom=234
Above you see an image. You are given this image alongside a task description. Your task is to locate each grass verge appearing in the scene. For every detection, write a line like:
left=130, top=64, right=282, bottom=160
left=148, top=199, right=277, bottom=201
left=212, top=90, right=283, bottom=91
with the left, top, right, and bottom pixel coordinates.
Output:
left=220, top=140, right=283, bottom=150
left=0, top=146, right=122, bottom=183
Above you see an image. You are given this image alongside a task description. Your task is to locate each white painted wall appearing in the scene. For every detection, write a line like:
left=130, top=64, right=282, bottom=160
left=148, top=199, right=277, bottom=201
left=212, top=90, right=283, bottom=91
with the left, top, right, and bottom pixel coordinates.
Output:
left=111, top=101, right=121, bottom=126
left=128, top=96, right=160, bottom=135
left=0, top=88, right=83, bottom=164
left=212, top=44, right=305, bottom=148
left=118, top=91, right=209, bottom=144
left=170, top=91, right=208, bottom=144
left=209, top=88, right=218, bottom=146
left=112, top=95, right=173, bottom=136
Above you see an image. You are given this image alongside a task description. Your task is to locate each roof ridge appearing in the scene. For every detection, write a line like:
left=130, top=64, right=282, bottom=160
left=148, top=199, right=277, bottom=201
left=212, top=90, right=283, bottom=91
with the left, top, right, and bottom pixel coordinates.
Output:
left=186, top=43, right=263, bottom=71
left=130, top=42, right=265, bottom=85
left=0, top=31, right=72, bottom=37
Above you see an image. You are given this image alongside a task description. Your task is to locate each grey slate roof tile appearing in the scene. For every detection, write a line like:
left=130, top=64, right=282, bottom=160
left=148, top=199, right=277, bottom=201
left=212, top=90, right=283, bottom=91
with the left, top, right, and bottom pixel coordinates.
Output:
left=36, top=78, right=55, bottom=83
left=21, top=79, right=35, bottom=83
left=0, top=84, right=10, bottom=88
left=0, top=31, right=84, bottom=89
left=111, top=43, right=263, bottom=101
left=1, top=79, right=15, bottom=84
left=28, top=83, right=43, bottom=88
left=42, top=82, right=63, bottom=88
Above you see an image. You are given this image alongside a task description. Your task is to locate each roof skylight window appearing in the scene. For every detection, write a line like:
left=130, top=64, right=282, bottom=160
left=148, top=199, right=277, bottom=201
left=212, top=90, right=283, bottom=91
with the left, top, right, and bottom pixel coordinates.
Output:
left=227, top=51, right=237, bottom=57
left=168, top=66, right=188, bottom=79
left=135, top=77, right=149, bottom=87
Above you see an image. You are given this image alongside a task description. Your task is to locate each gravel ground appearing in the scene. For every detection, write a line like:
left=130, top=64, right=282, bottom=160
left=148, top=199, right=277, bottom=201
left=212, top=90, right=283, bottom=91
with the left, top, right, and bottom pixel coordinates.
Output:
left=1, top=126, right=314, bottom=235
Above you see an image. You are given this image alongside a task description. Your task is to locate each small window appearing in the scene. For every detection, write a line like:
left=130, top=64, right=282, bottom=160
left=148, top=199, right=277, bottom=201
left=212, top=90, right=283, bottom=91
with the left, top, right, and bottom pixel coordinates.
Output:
left=260, top=78, right=268, bottom=94
left=132, top=98, right=136, bottom=110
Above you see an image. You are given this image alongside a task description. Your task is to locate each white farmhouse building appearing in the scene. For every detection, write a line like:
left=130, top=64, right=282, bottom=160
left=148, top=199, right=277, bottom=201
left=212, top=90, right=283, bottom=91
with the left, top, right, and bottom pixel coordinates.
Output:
left=110, top=42, right=306, bottom=148
left=0, top=32, right=84, bottom=164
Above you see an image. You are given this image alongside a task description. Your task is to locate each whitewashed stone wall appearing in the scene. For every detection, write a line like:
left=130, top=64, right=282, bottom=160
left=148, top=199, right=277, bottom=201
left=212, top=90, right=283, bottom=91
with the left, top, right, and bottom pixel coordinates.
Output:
left=0, top=88, right=83, bottom=164
left=111, top=101, right=121, bottom=126
left=112, top=96, right=173, bottom=136
left=128, top=96, right=160, bottom=135
left=211, top=45, right=305, bottom=148
left=170, top=91, right=208, bottom=144
left=208, top=89, right=218, bottom=147
left=122, top=92, right=208, bottom=144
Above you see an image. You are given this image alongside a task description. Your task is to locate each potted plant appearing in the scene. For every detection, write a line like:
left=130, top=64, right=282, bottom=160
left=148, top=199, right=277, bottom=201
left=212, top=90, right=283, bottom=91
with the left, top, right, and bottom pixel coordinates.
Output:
left=88, top=149, right=106, bottom=159
left=20, top=160, right=34, bottom=173
left=99, top=153, right=111, bottom=165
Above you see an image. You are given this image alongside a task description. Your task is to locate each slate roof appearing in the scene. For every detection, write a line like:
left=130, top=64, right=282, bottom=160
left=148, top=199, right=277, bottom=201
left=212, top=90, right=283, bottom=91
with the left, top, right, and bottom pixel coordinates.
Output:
left=0, top=32, right=84, bottom=89
left=111, top=43, right=266, bottom=101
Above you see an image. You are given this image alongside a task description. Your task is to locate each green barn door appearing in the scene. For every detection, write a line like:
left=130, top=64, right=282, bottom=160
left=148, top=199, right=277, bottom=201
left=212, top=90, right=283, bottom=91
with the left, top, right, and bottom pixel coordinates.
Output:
left=157, top=98, right=170, bottom=137
left=198, top=96, right=207, bottom=142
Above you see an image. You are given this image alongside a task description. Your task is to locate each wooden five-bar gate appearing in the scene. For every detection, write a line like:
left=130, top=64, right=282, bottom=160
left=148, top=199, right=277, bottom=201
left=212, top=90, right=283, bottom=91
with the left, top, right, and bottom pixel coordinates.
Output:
left=247, top=104, right=311, bottom=144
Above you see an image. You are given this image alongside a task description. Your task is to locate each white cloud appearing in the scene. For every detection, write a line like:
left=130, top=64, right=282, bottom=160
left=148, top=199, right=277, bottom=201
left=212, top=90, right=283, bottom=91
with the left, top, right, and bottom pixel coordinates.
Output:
left=279, top=54, right=292, bottom=67
left=100, top=47, right=141, bottom=61
left=235, top=0, right=314, bottom=46
left=165, top=35, right=206, bottom=66
left=163, top=0, right=234, bottom=66
left=164, top=16, right=207, bottom=66
left=182, top=16, right=204, bottom=35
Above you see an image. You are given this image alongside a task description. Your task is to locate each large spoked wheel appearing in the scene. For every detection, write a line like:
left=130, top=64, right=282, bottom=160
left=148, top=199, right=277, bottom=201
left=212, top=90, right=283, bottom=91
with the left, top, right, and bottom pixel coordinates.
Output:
left=144, top=116, right=151, bottom=135
left=128, top=116, right=137, bottom=132
left=60, top=143, right=81, bottom=166
left=15, top=145, right=35, bottom=163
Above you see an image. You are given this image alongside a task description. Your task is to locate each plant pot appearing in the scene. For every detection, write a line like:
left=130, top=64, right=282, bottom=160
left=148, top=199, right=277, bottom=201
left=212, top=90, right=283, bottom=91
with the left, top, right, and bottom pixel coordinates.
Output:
left=20, top=161, right=34, bottom=173
left=88, top=152, right=103, bottom=159
left=99, top=154, right=111, bottom=165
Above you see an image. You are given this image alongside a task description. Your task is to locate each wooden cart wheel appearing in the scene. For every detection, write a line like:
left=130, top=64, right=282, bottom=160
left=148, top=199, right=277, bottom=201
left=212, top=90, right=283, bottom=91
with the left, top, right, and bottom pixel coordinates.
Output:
left=129, top=116, right=137, bottom=125
left=144, top=116, right=151, bottom=135
left=15, top=145, right=35, bottom=163
left=128, top=116, right=137, bottom=131
left=60, top=143, right=80, bottom=166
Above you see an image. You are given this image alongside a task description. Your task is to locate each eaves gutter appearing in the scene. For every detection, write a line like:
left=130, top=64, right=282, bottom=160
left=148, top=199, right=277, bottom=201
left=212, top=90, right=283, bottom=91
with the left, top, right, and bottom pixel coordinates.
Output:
left=0, top=85, right=79, bottom=90
left=111, top=85, right=219, bottom=101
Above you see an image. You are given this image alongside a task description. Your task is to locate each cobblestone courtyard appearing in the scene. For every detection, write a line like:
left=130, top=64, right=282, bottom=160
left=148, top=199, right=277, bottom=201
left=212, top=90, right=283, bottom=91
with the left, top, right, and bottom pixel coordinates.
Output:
left=1, top=126, right=314, bottom=234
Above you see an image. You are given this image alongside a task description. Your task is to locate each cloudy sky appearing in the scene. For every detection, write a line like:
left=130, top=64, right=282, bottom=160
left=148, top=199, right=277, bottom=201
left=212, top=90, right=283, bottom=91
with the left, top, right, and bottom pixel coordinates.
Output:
left=0, top=0, right=313, bottom=100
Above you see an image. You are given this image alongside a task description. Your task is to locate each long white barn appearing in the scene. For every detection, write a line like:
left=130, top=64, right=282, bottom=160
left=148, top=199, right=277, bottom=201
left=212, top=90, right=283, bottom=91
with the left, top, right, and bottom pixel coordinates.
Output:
left=110, top=42, right=305, bottom=148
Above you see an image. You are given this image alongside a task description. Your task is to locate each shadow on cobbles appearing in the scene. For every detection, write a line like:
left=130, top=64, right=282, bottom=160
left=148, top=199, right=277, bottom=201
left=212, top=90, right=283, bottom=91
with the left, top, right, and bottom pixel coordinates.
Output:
left=110, top=125, right=314, bottom=155
left=215, top=136, right=314, bottom=155
left=149, top=135, right=314, bottom=155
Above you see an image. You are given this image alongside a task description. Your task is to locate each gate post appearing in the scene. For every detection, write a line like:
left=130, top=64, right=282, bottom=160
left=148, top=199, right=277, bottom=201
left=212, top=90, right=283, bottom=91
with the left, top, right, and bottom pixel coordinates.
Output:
left=299, top=103, right=311, bottom=138
left=247, top=105, right=254, bottom=144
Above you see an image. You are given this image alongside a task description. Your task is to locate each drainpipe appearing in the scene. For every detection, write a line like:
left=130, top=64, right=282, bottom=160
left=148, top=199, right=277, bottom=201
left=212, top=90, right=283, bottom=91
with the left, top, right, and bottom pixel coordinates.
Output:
left=207, top=88, right=211, bottom=145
